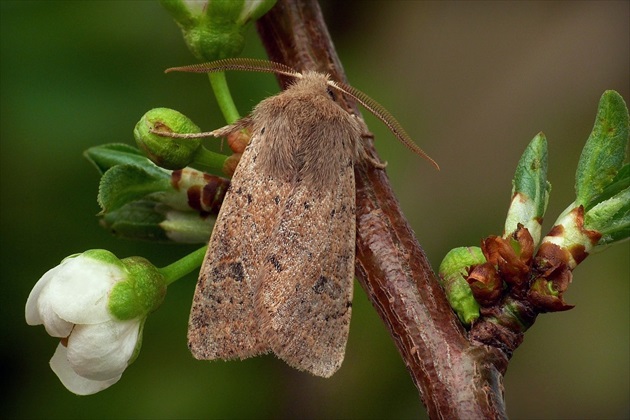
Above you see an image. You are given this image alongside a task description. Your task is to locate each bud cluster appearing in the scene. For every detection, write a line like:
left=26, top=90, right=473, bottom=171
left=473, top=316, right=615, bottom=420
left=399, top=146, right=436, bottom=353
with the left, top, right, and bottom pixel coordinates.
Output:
left=439, top=91, right=629, bottom=345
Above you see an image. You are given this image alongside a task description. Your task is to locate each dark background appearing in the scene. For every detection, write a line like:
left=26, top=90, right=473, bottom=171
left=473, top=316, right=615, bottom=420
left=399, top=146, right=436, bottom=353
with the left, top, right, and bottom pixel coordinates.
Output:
left=2, top=1, right=628, bottom=418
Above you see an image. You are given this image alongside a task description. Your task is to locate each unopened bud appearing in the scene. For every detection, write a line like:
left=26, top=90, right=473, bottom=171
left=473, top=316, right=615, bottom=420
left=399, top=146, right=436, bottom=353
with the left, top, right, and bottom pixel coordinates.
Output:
left=134, top=108, right=202, bottom=169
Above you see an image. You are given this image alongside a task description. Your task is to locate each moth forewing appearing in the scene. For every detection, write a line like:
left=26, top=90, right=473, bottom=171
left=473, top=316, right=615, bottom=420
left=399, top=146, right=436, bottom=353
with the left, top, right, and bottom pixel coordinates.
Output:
left=189, top=72, right=363, bottom=377
left=255, top=166, right=357, bottom=377
left=188, top=119, right=274, bottom=360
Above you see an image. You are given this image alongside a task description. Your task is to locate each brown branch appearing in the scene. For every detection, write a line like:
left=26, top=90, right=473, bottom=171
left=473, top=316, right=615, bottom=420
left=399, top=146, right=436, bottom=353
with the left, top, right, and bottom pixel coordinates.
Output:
left=257, top=1, right=508, bottom=418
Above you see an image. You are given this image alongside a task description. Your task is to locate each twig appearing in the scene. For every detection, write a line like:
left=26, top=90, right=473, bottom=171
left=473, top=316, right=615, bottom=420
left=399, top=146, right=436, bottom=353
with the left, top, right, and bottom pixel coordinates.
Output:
left=257, top=1, right=509, bottom=418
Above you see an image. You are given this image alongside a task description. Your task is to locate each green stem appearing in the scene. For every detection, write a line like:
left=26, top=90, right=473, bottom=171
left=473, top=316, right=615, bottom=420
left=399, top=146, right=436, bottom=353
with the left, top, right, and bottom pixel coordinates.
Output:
left=209, top=72, right=240, bottom=124
left=158, top=245, right=207, bottom=286
left=191, top=146, right=229, bottom=175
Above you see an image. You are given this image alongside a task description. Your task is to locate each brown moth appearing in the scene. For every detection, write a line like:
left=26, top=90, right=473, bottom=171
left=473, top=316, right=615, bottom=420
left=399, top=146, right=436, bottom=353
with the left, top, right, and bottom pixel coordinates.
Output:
left=163, top=59, right=437, bottom=377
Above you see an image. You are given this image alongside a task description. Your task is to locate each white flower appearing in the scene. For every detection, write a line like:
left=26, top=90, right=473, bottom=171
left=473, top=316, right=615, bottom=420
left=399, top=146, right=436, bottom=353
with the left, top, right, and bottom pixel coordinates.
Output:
left=25, top=250, right=165, bottom=395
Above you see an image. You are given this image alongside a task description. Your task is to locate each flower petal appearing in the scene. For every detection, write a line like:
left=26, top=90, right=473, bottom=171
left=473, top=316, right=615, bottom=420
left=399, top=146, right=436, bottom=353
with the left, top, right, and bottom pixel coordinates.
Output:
left=25, top=263, right=62, bottom=326
left=66, top=319, right=141, bottom=381
left=38, top=304, right=74, bottom=338
left=50, top=343, right=121, bottom=395
left=44, top=255, right=126, bottom=325
left=26, top=263, right=75, bottom=337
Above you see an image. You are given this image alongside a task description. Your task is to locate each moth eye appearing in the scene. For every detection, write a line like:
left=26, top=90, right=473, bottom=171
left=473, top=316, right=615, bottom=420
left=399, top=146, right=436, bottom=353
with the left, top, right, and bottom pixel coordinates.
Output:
left=327, top=87, right=336, bottom=101
left=260, top=127, right=266, bottom=134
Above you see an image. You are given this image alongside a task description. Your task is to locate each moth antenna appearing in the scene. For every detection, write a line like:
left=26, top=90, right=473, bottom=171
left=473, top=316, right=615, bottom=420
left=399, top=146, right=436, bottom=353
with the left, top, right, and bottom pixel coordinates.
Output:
left=329, top=80, right=440, bottom=170
left=167, top=59, right=438, bottom=169
left=165, top=58, right=302, bottom=80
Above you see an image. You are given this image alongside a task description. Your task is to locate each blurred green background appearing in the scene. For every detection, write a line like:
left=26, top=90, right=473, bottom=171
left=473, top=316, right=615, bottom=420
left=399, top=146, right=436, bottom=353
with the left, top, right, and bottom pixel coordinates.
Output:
left=2, top=1, right=628, bottom=418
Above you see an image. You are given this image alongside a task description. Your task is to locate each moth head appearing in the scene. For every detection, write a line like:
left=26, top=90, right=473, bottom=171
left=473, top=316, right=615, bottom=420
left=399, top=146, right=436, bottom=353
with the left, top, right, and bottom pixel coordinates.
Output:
left=166, top=58, right=439, bottom=170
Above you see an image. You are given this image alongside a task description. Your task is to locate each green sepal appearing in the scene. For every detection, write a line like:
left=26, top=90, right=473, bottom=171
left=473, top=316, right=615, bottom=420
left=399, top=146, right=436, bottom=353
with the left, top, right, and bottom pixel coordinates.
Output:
left=109, top=257, right=167, bottom=321
left=84, top=144, right=149, bottom=175
left=160, top=0, right=276, bottom=61
left=438, top=247, right=485, bottom=325
left=575, top=90, right=629, bottom=211
left=98, top=164, right=171, bottom=213
left=78, top=249, right=126, bottom=270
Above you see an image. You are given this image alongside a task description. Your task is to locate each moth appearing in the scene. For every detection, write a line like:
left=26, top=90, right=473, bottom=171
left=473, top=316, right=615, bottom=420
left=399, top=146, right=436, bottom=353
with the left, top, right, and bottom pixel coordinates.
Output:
left=163, top=58, right=438, bottom=377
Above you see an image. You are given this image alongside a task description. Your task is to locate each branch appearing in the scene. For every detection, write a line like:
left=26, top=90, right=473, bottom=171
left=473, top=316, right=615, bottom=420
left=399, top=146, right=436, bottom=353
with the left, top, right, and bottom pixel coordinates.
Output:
left=257, top=1, right=508, bottom=418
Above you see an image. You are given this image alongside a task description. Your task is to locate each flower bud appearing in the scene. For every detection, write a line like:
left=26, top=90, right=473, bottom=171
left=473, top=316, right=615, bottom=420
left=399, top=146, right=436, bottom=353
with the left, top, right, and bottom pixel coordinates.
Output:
left=25, top=250, right=167, bottom=395
left=168, top=168, right=230, bottom=215
left=134, top=108, right=202, bottom=170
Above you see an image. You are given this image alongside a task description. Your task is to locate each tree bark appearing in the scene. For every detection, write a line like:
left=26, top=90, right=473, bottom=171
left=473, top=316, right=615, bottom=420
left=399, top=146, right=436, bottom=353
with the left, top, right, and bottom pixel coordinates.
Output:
left=257, top=1, right=509, bottom=418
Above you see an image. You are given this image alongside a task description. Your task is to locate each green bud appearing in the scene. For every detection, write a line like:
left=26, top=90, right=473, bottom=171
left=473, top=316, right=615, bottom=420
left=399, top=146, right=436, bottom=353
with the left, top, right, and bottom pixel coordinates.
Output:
left=438, top=247, right=485, bottom=325
left=109, top=257, right=167, bottom=320
left=134, top=108, right=202, bottom=170
left=504, top=132, right=550, bottom=245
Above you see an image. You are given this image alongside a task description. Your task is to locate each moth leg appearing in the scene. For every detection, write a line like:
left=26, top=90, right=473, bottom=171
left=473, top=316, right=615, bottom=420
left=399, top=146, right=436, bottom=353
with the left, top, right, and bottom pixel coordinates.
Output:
left=363, top=153, right=388, bottom=169
left=353, top=117, right=387, bottom=169
left=357, top=136, right=388, bottom=169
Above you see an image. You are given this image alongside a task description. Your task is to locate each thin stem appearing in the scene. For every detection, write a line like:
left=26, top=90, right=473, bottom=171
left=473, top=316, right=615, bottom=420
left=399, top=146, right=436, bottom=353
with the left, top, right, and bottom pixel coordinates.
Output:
left=159, top=246, right=207, bottom=286
left=192, top=146, right=229, bottom=175
left=209, top=72, right=240, bottom=124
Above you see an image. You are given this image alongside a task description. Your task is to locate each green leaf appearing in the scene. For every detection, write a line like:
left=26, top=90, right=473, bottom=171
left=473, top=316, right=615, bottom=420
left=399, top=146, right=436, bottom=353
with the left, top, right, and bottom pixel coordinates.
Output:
left=84, top=143, right=161, bottom=175
left=592, top=163, right=630, bottom=206
left=575, top=90, right=629, bottom=210
left=585, top=186, right=630, bottom=246
left=101, top=200, right=214, bottom=244
left=98, top=164, right=171, bottom=213
left=101, top=200, right=170, bottom=242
